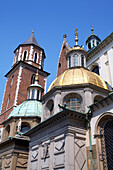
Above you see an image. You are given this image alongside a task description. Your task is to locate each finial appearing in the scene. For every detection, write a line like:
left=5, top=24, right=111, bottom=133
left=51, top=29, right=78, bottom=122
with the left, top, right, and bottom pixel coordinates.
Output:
left=63, top=34, right=67, bottom=39
left=74, top=28, right=78, bottom=45
left=91, top=25, right=94, bottom=34
left=32, top=29, right=34, bottom=34
left=35, top=69, right=39, bottom=82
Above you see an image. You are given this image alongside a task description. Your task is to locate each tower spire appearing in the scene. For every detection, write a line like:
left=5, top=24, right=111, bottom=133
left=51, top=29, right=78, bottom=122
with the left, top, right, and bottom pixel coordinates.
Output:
left=74, top=28, right=78, bottom=45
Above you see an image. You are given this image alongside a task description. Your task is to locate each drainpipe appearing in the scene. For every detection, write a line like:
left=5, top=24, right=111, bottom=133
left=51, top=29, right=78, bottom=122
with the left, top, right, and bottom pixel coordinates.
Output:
left=86, top=108, right=93, bottom=170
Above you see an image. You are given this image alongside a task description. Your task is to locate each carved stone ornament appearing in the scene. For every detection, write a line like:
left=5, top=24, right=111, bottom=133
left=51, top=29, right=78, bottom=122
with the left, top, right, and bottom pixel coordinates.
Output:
left=43, top=143, right=49, bottom=158
left=55, top=140, right=64, bottom=151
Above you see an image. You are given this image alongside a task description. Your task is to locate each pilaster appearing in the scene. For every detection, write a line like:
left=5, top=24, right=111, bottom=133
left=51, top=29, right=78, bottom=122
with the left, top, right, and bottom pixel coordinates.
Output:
left=65, top=133, right=75, bottom=170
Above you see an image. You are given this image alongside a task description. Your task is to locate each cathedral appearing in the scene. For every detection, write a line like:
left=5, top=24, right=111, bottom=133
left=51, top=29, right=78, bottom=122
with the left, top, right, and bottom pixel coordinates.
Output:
left=0, top=27, right=113, bottom=170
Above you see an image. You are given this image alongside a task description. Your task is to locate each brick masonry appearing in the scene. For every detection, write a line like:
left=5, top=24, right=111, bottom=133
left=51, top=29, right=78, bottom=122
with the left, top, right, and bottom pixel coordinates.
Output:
left=0, top=43, right=49, bottom=125
left=57, top=42, right=68, bottom=77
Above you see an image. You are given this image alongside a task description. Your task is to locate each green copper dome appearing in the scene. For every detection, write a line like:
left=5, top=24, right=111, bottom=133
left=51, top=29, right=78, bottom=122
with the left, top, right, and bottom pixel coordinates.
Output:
left=8, top=100, right=42, bottom=119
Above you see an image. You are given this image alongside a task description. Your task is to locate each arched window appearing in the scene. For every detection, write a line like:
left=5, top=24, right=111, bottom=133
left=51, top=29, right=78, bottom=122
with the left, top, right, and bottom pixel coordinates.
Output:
left=73, top=54, right=78, bottom=66
left=81, top=55, right=84, bottom=67
left=34, top=53, right=37, bottom=63
left=31, top=89, right=35, bottom=99
left=23, top=51, right=27, bottom=61
left=46, top=99, right=54, bottom=116
left=31, top=74, right=35, bottom=84
left=103, top=119, right=113, bottom=169
left=68, top=56, right=71, bottom=68
left=4, top=125, right=10, bottom=139
left=94, top=95, right=104, bottom=103
left=92, top=66, right=99, bottom=75
left=67, top=97, right=81, bottom=111
left=21, top=125, right=30, bottom=133
left=97, top=116, right=113, bottom=169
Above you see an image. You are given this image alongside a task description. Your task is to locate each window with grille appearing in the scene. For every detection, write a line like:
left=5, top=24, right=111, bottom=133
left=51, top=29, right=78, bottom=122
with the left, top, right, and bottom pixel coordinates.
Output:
left=104, top=119, right=113, bottom=169
left=74, top=54, right=78, bottom=66
left=66, top=97, right=81, bottom=111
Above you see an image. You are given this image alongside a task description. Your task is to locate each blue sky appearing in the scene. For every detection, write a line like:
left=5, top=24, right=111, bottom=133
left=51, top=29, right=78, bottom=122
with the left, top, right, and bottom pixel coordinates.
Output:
left=0, top=0, right=113, bottom=109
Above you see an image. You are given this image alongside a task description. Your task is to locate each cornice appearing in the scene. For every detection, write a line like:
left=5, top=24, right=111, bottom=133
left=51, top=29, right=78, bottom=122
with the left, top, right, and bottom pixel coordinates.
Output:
left=5, top=61, right=50, bottom=77
left=89, top=92, right=113, bottom=112
left=25, top=109, right=86, bottom=137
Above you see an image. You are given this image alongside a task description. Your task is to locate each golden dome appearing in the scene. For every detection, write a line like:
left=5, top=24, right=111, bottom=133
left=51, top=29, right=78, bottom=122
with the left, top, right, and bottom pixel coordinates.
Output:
left=67, top=45, right=87, bottom=54
left=48, top=67, right=108, bottom=92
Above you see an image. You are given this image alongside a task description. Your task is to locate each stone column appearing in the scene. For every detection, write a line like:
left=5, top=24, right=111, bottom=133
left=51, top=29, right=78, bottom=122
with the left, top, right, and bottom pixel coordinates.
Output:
left=38, top=144, right=41, bottom=170
left=65, top=133, right=75, bottom=170
left=27, top=148, right=31, bottom=170
left=10, top=153, right=17, bottom=170
left=54, top=91, right=61, bottom=115
left=84, top=88, right=93, bottom=113
left=49, top=139, right=54, bottom=169
left=1, top=156, right=5, bottom=170
left=9, top=119, right=16, bottom=137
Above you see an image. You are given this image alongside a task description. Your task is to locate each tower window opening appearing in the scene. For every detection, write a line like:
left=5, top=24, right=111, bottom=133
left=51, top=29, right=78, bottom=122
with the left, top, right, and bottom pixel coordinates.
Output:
left=59, top=63, right=61, bottom=67
left=23, top=51, right=27, bottom=61
left=31, top=74, right=35, bottom=84
left=67, top=97, right=81, bottom=111
left=88, top=42, right=91, bottom=49
left=34, top=53, right=37, bottom=63
left=74, top=54, right=78, bottom=66
left=63, top=45, right=66, bottom=49
left=81, top=55, right=84, bottom=67
left=31, top=89, right=35, bottom=99
left=97, top=41, right=99, bottom=46
left=11, top=75, right=14, bottom=87
left=69, top=56, right=71, bottom=68
left=37, top=90, right=39, bottom=100
left=28, top=90, right=30, bottom=99
left=15, top=54, right=18, bottom=63
left=93, top=40, right=95, bottom=47
left=6, top=95, right=10, bottom=110
left=92, top=66, right=99, bottom=75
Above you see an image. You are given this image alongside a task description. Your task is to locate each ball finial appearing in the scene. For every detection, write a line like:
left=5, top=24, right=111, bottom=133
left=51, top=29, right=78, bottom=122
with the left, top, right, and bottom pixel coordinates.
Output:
left=63, top=34, right=67, bottom=38
left=91, top=25, right=94, bottom=34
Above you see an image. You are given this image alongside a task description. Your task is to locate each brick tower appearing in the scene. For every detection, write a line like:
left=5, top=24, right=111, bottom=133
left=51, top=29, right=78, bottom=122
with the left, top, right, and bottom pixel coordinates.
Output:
left=57, top=34, right=70, bottom=77
left=0, top=31, right=49, bottom=123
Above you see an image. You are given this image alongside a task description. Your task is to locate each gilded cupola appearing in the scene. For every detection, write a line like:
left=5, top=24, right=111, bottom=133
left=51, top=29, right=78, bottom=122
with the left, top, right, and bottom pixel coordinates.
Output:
left=66, top=28, right=87, bottom=68
left=48, top=29, right=108, bottom=92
